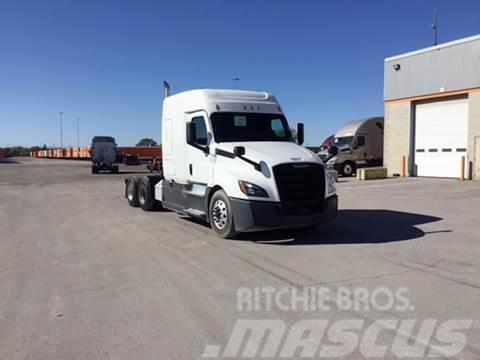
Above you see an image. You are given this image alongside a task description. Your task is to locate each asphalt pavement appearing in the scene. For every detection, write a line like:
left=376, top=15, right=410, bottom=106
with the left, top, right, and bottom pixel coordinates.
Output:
left=1, top=158, right=479, bottom=359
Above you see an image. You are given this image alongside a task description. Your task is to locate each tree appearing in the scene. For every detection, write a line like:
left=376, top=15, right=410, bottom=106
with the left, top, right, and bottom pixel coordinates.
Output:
left=136, top=138, right=158, bottom=147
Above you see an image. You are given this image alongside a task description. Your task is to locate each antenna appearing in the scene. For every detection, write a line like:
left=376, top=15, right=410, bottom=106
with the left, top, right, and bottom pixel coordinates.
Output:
left=232, top=77, right=240, bottom=89
left=432, top=5, right=439, bottom=46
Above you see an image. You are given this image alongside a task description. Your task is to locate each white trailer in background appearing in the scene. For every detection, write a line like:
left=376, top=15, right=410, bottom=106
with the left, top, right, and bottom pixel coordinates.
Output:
left=125, top=88, right=337, bottom=238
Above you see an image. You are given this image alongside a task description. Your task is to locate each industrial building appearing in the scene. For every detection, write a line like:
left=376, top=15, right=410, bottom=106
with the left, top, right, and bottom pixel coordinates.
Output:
left=384, top=34, right=480, bottom=180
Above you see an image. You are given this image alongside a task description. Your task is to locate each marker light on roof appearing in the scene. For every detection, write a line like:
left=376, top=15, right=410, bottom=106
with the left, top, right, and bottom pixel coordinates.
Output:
left=216, top=104, right=221, bottom=111
left=243, top=105, right=247, bottom=110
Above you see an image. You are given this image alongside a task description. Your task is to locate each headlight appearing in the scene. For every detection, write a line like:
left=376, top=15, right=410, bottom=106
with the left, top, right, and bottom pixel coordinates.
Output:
left=238, top=181, right=269, bottom=198
left=326, top=172, right=336, bottom=196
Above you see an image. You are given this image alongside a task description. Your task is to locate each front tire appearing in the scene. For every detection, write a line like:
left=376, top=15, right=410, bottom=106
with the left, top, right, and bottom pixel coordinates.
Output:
left=209, top=190, right=238, bottom=239
left=340, top=161, right=355, bottom=177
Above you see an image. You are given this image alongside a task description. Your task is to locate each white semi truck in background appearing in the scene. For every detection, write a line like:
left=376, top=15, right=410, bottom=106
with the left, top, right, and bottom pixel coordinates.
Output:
left=124, top=87, right=338, bottom=238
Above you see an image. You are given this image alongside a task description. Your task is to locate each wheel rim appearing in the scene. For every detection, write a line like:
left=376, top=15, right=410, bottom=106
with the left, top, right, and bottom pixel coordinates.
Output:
left=212, top=200, right=228, bottom=230
left=344, top=164, right=352, bottom=175
left=139, top=187, right=145, bottom=205
left=127, top=182, right=134, bottom=201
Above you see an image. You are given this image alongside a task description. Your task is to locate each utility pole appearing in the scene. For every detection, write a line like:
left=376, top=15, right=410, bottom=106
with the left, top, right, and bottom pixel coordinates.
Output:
left=59, top=112, right=63, bottom=149
left=232, top=77, right=240, bottom=89
left=76, top=118, right=80, bottom=147
left=432, top=5, right=439, bottom=46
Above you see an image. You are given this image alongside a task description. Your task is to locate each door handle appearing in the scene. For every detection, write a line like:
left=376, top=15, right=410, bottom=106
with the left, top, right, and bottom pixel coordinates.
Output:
left=189, top=164, right=193, bottom=175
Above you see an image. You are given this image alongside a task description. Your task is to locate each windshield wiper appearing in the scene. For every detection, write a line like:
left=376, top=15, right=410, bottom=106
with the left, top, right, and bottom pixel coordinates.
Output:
left=215, top=148, right=261, bottom=171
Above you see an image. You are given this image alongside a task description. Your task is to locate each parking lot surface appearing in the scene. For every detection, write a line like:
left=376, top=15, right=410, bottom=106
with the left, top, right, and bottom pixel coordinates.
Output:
left=1, top=158, right=479, bottom=359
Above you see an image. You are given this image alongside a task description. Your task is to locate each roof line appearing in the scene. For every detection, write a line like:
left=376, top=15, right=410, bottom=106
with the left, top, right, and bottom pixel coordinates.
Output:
left=384, top=33, right=480, bottom=62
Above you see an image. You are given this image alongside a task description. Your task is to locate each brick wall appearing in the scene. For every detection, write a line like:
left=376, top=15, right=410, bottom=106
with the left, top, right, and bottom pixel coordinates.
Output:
left=383, top=101, right=412, bottom=177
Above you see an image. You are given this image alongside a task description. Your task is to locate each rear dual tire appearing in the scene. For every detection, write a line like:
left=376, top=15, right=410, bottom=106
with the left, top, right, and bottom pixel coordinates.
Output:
left=126, top=176, right=139, bottom=207
left=126, top=176, right=162, bottom=211
left=137, top=178, right=155, bottom=211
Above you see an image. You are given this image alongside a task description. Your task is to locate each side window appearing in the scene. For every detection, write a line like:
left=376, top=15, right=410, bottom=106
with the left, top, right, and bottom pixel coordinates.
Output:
left=357, top=136, right=365, bottom=147
left=191, top=116, right=208, bottom=146
left=271, top=118, right=285, bottom=137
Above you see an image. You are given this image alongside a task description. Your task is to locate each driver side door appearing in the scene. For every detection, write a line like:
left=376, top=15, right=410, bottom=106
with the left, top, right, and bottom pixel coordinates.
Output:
left=185, top=111, right=212, bottom=186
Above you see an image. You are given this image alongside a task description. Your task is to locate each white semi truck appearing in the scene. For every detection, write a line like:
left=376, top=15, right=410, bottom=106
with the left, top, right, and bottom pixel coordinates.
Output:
left=125, top=88, right=337, bottom=238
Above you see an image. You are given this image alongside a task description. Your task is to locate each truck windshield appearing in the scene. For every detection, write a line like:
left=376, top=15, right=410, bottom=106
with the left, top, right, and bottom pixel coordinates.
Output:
left=334, top=136, right=354, bottom=148
left=210, top=112, right=293, bottom=143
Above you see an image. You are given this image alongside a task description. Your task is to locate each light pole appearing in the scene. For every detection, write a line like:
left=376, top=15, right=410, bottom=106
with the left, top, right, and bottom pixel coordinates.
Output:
left=59, top=112, right=63, bottom=149
left=76, top=118, right=80, bottom=148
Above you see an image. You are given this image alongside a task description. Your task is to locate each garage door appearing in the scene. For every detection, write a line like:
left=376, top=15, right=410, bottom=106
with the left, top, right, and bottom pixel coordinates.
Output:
left=414, top=98, right=468, bottom=178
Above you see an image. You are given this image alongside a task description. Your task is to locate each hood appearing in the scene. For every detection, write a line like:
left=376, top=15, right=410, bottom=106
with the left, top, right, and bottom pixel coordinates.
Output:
left=216, top=141, right=321, bottom=167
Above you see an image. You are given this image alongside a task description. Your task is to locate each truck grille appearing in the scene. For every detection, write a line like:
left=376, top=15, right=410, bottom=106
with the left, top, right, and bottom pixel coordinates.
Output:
left=273, top=163, right=326, bottom=215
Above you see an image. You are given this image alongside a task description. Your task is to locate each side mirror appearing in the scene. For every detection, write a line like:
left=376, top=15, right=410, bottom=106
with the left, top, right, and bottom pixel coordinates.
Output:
left=297, top=123, right=304, bottom=145
left=233, top=146, right=245, bottom=157
left=328, top=146, right=338, bottom=156
left=186, top=122, right=196, bottom=145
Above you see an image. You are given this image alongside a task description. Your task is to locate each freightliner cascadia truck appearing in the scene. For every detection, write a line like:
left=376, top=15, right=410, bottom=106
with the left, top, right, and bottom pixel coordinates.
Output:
left=124, top=87, right=337, bottom=238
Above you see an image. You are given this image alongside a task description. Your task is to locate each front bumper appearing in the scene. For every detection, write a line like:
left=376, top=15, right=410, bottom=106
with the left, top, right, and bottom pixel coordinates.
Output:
left=231, top=195, right=338, bottom=232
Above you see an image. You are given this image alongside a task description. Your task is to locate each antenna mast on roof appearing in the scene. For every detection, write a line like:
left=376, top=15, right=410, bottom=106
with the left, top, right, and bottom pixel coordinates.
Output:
left=432, top=5, right=439, bottom=46
left=232, top=77, right=240, bottom=89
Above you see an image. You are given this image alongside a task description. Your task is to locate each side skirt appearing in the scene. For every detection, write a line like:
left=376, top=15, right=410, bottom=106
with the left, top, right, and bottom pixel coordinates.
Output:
left=161, top=181, right=210, bottom=222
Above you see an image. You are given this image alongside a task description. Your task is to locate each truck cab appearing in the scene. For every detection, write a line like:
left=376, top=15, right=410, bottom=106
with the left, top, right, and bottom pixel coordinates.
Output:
left=325, top=117, right=384, bottom=176
left=91, top=136, right=119, bottom=174
left=125, top=89, right=337, bottom=238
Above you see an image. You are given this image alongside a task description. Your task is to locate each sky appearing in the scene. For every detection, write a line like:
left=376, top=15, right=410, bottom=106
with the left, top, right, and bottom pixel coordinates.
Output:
left=1, top=0, right=479, bottom=147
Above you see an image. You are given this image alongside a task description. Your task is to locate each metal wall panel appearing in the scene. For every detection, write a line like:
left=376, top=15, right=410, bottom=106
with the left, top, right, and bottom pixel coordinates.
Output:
left=385, top=37, right=480, bottom=101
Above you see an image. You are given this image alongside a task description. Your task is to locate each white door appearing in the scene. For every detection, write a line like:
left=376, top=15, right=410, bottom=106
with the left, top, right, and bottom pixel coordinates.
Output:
left=185, top=111, right=211, bottom=185
left=414, top=98, right=468, bottom=178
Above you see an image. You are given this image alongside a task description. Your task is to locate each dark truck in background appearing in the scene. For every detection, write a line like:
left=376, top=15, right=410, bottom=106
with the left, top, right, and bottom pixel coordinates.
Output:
left=91, top=136, right=119, bottom=174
